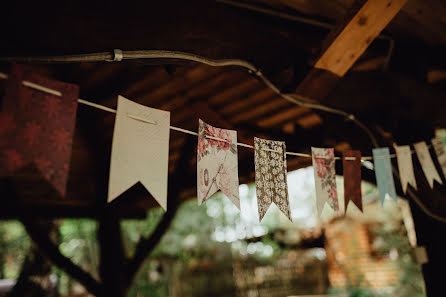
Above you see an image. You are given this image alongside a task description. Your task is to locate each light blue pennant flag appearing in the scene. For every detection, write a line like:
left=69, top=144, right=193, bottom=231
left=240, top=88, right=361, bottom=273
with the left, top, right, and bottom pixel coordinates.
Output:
left=373, top=148, right=397, bottom=205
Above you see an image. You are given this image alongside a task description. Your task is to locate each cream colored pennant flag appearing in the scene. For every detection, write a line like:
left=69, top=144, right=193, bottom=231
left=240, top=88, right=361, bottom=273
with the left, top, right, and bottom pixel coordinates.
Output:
left=394, top=145, right=417, bottom=194
left=431, top=137, right=446, bottom=178
left=414, top=141, right=442, bottom=189
left=108, top=95, right=170, bottom=210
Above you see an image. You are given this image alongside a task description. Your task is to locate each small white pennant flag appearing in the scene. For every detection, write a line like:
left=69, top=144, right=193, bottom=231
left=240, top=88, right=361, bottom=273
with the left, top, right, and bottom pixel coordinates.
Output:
left=414, top=141, right=442, bottom=189
left=108, top=95, right=170, bottom=210
left=431, top=137, right=446, bottom=178
left=394, top=145, right=417, bottom=194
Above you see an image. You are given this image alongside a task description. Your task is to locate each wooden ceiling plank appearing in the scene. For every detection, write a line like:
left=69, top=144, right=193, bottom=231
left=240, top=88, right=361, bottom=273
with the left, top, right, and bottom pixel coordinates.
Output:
left=231, top=97, right=289, bottom=124
left=137, top=65, right=221, bottom=104
left=207, top=78, right=261, bottom=105
left=158, top=70, right=247, bottom=110
left=220, top=88, right=275, bottom=115
left=257, top=107, right=311, bottom=127
left=296, top=113, right=324, bottom=129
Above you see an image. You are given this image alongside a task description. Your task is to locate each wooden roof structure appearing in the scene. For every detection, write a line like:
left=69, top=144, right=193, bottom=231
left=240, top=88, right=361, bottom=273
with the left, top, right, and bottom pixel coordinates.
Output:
left=1, top=0, right=446, bottom=219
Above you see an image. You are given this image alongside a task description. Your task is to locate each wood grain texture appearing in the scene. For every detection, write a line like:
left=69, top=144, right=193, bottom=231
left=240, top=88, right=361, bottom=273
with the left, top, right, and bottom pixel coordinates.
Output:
left=315, top=0, right=408, bottom=76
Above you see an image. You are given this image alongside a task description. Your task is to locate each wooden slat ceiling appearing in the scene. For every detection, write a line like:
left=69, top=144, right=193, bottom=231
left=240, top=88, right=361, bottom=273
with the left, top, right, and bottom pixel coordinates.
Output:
left=1, top=0, right=446, bottom=217
left=238, top=0, right=446, bottom=46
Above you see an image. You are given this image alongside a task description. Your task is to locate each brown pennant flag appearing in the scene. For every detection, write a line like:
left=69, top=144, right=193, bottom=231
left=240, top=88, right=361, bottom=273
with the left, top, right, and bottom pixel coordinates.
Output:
left=343, top=150, right=363, bottom=212
left=0, top=65, right=79, bottom=196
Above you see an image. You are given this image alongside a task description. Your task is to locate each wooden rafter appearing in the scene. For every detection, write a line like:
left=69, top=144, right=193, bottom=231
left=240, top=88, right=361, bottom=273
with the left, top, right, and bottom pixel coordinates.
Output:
left=296, top=0, right=408, bottom=100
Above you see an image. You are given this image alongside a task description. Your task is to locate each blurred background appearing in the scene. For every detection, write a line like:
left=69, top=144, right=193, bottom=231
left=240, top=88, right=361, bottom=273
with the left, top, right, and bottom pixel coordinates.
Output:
left=0, top=166, right=426, bottom=297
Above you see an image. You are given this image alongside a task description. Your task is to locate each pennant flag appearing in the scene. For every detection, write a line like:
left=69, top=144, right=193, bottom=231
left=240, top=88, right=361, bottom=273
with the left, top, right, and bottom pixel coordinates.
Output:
left=312, top=147, right=339, bottom=216
left=343, top=150, right=362, bottom=212
left=254, top=137, right=291, bottom=222
left=0, top=65, right=78, bottom=196
left=108, top=95, right=170, bottom=209
left=414, top=141, right=442, bottom=188
left=197, top=119, right=240, bottom=209
left=373, top=148, right=397, bottom=205
left=394, top=145, right=417, bottom=194
left=431, top=136, right=446, bottom=178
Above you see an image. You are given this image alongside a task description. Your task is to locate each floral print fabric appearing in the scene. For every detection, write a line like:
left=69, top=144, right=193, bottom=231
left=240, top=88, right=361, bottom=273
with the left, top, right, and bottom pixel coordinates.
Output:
left=197, top=119, right=240, bottom=209
left=312, top=147, right=339, bottom=215
left=254, top=137, right=291, bottom=222
left=0, top=65, right=79, bottom=197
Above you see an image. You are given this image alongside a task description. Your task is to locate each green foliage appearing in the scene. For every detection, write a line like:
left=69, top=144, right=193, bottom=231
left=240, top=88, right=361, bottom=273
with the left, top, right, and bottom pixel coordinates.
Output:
left=370, top=223, right=426, bottom=297
left=0, top=221, right=29, bottom=279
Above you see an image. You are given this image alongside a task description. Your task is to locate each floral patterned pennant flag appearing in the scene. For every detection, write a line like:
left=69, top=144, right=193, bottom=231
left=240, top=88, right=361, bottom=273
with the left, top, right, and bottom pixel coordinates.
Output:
left=373, top=148, right=397, bottom=205
left=197, top=120, right=240, bottom=209
left=414, top=141, right=442, bottom=189
left=254, top=137, right=291, bottom=222
left=394, top=145, right=417, bottom=194
left=343, top=150, right=362, bottom=212
left=0, top=65, right=79, bottom=196
left=431, top=137, right=446, bottom=178
left=312, top=147, right=339, bottom=216
left=108, top=96, right=170, bottom=209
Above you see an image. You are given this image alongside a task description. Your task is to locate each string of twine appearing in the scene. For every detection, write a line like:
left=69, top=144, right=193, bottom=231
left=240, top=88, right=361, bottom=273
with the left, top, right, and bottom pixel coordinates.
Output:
left=0, top=71, right=426, bottom=161
left=1, top=49, right=446, bottom=224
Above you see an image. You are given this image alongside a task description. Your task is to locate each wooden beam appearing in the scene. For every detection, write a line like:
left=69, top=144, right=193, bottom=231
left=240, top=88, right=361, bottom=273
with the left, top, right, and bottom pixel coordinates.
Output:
left=296, top=0, right=407, bottom=102
left=314, top=0, right=408, bottom=77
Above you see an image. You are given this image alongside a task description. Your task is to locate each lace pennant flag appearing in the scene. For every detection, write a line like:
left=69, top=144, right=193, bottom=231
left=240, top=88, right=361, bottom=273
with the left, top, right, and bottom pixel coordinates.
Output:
left=414, top=141, right=442, bottom=189
left=373, top=148, right=397, bottom=205
left=394, top=145, right=417, bottom=194
left=431, top=137, right=446, bottom=178
left=0, top=65, right=79, bottom=196
left=343, top=150, right=362, bottom=212
left=197, top=119, right=240, bottom=209
left=254, top=137, right=291, bottom=222
left=312, top=147, right=339, bottom=216
left=108, top=96, right=170, bottom=209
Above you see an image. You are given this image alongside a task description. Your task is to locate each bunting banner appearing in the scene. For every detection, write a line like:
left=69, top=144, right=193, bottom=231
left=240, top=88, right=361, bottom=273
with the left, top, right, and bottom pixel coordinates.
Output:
left=254, top=137, right=291, bottom=222
left=312, top=147, right=339, bottom=216
left=395, top=145, right=417, bottom=194
left=414, top=141, right=442, bottom=189
left=373, top=148, right=397, bottom=204
left=0, top=65, right=79, bottom=196
left=343, top=150, right=362, bottom=212
left=431, top=137, right=446, bottom=178
left=4, top=67, right=446, bottom=218
left=108, top=95, right=170, bottom=209
left=197, top=120, right=240, bottom=209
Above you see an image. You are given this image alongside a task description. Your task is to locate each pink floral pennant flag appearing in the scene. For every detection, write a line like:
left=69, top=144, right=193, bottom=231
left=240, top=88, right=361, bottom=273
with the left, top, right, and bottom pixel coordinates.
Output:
left=431, top=137, right=446, bottom=178
left=414, top=141, right=442, bottom=189
left=254, top=137, right=291, bottom=222
left=197, top=120, right=240, bottom=209
left=312, top=147, right=339, bottom=216
left=343, top=150, right=362, bottom=212
left=0, top=65, right=79, bottom=197
left=108, top=96, right=170, bottom=209
left=394, top=145, right=417, bottom=194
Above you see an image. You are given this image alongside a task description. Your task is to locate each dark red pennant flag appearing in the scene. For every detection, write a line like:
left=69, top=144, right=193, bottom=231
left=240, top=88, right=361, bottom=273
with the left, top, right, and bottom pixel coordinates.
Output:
left=0, top=65, right=79, bottom=196
left=343, top=150, right=363, bottom=212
